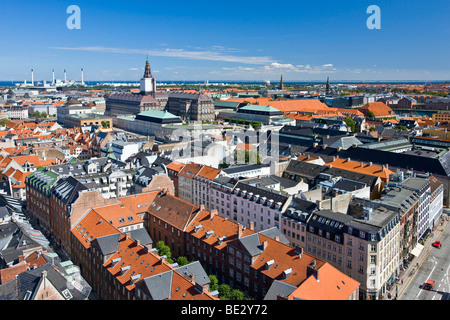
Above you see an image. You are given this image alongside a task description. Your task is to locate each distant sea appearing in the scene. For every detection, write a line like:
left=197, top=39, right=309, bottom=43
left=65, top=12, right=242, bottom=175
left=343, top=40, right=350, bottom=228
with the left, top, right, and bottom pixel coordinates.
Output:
left=1, top=80, right=448, bottom=87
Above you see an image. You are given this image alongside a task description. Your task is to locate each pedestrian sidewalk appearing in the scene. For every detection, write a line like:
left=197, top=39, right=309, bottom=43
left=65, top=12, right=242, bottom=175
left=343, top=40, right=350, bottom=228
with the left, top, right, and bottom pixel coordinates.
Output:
left=383, top=215, right=449, bottom=300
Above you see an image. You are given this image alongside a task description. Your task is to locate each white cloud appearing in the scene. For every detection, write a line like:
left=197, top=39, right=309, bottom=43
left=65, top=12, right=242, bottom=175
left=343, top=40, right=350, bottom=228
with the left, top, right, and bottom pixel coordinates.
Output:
left=49, top=45, right=276, bottom=65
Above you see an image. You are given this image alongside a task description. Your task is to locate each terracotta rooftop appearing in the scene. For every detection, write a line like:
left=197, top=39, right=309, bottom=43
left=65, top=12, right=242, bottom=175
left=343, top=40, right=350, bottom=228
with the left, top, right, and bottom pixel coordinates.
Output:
left=288, top=262, right=360, bottom=300
left=359, top=102, right=396, bottom=117
left=166, top=161, right=185, bottom=172
left=104, top=234, right=217, bottom=300
left=71, top=209, right=121, bottom=249
left=186, top=209, right=255, bottom=250
left=147, top=192, right=200, bottom=231
left=324, top=157, right=394, bottom=182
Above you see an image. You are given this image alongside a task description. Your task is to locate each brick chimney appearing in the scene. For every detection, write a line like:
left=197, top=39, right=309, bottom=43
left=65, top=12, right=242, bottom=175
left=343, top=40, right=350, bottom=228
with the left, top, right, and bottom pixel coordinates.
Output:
left=307, top=261, right=319, bottom=281
left=210, top=209, right=218, bottom=220
left=262, top=240, right=268, bottom=251
left=238, top=224, right=244, bottom=238
left=249, top=221, right=255, bottom=231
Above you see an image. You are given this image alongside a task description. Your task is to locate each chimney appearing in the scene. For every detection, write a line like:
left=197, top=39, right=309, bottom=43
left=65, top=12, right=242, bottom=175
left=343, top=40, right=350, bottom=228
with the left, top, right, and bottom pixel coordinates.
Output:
left=307, top=262, right=319, bottom=281
left=125, top=232, right=131, bottom=239
left=238, top=224, right=244, bottom=238
left=249, top=221, right=255, bottom=231
left=159, top=255, right=166, bottom=265
left=135, top=239, right=141, bottom=247
left=262, top=240, right=268, bottom=251
left=200, top=204, right=205, bottom=211
left=274, top=236, right=280, bottom=242
left=210, top=209, right=217, bottom=220
left=42, top=270, right=48, bottom=289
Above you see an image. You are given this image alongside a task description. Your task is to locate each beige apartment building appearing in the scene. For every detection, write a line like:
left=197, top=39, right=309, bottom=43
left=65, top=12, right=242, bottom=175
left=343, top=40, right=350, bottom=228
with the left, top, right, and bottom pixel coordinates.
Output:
left=304, top=207, right=400, bottom=300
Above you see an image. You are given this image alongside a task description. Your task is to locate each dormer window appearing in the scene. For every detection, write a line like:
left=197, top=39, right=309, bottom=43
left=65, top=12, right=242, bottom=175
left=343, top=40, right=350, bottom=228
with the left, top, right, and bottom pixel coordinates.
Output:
left=265, top=259, right=274, bottom=270
left=121, top=265, right=131, bottom=276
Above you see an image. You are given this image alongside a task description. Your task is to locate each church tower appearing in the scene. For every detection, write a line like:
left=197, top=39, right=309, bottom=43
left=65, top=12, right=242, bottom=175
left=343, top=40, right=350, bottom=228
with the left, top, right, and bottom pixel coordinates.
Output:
left=279, top=73, right=284, bottom=90
left=140, top=58, right=156, bottom=98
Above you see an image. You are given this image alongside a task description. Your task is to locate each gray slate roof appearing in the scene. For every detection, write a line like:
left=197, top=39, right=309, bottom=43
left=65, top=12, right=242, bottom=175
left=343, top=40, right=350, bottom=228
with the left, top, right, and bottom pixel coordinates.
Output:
left=175, top=261, right=210, bottom=287
left=137, top=270, right=173, bottom=300
left=0, top=264, right=88, bottom=300
left=91, top=233, right=121, bottom=256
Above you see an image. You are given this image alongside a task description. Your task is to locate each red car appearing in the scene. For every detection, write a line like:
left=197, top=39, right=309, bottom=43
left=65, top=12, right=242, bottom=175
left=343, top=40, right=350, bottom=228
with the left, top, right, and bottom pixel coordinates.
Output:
left=424, top=280, right=435, bottom=290
left=432, top=241, right=441, bottom=248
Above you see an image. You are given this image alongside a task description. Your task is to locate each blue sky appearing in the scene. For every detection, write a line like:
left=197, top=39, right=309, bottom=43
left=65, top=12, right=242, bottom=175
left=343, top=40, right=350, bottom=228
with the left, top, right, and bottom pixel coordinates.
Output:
left=1, top=0, right=449, bottom=82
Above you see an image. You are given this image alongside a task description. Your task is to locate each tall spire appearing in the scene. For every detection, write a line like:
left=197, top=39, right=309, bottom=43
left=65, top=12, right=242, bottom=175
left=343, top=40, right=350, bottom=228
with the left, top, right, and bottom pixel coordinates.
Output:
left=280, top=73, right=284, bottom=90
left=144, top=58, right=152, bottom=79
left=326, top=77, right=330, bottom=95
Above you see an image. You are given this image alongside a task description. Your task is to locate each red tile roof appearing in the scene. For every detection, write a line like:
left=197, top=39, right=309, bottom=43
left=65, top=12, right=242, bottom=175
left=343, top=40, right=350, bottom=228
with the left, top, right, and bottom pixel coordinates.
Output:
left=288, top=263, right=360, bottom=300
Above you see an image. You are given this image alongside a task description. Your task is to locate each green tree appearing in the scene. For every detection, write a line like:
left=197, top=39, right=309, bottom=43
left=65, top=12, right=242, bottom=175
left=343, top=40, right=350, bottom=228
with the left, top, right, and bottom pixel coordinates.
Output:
left=367, top=111, right=375, bottom=118
left=208, top=275, right=219, bottom=292
left=32, top=111, right=41, bottom=118
left=235, top=149, right=261, bottom=165
left=344, top=117, right=355, bottom=132
left=156, top=241, right=172, bottom=261
left=0, top=118, right=10, bottom=126
left=176, top=256, right=190, bottom=267
left=396, top=125, right=409, bottom=131
left=230, top=289, right=245, bottom=300
left=218, top=284, right=231, bottom=300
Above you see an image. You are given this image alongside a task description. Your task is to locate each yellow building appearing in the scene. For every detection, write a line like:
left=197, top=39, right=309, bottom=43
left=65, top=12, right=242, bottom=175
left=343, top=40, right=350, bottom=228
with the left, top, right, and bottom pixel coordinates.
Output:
left=432, top=111, right=450, bottom=123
